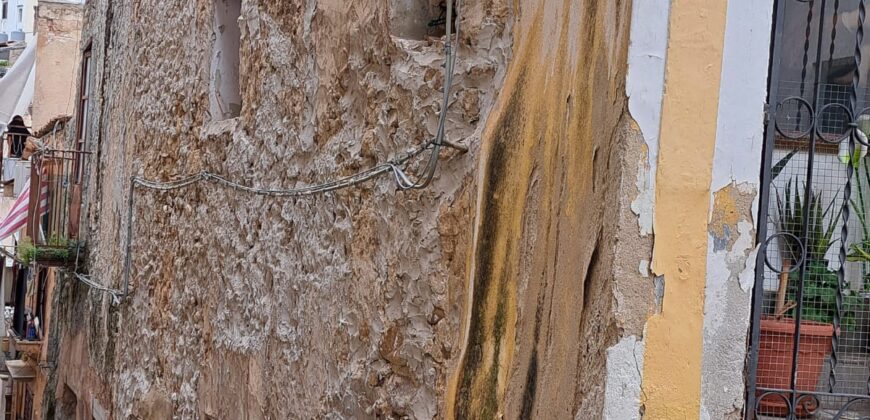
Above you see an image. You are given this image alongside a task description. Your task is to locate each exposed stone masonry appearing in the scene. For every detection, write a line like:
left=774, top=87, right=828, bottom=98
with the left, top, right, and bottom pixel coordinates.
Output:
left=45, top=1, right=655, bottom=418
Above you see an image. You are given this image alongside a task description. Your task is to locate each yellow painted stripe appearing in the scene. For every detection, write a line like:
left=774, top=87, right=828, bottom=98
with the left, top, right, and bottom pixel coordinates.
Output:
left=641, top=0, right=730, bottom=418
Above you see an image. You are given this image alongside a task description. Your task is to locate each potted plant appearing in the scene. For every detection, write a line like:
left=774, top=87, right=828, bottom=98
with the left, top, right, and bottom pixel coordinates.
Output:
left=17, top=235, right=79, bottom=267
left=758, top=178, right=850, bottom=417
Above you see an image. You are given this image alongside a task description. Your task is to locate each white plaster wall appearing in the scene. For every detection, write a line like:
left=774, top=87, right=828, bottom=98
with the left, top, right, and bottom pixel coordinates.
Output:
left=701, top=0, right=774, bottom=418
left=627, top=0, right=670, bottom=237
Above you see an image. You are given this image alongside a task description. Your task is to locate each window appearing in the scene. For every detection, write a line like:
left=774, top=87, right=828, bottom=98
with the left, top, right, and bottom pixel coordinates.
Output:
left=2, top=2, right=7, bottom=20
left=11, top=268, right=25, bottom=338
left=390, top=0, right=452, bottom=40
left=209, top=0, right=242, bottom=120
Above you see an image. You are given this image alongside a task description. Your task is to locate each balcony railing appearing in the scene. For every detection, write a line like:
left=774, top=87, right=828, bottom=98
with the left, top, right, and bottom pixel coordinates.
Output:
left=23, top=149, right=89, bottom=267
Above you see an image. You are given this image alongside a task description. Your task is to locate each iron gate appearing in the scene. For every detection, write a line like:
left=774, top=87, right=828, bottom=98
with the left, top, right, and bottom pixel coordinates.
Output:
left=748, top=0, right=870, bottom=418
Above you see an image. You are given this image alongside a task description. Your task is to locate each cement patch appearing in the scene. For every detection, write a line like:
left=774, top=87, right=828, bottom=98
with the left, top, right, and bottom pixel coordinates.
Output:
left=603, top=335, right=645, bottom=420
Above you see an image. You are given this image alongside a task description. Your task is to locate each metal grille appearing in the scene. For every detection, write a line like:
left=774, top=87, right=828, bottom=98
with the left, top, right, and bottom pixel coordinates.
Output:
left=748, top=0, right=870, bottom=418
left=32, top=149, right=89, bottom=244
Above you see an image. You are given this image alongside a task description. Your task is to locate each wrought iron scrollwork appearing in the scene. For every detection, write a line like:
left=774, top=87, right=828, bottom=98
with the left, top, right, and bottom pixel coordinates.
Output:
left=748, top=0, right=870, bottom=418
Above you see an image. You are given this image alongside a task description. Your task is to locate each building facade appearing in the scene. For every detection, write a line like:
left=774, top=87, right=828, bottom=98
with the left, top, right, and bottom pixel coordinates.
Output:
left=0, top=0, right=35, bottom=41
left=30, top=1, right=83, bottom=129
left=19, top=0, right=870, bottom=419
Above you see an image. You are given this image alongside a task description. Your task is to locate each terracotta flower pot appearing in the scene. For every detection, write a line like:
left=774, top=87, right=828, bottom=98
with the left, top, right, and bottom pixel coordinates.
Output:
left=756, top=317, right=834, bottom=417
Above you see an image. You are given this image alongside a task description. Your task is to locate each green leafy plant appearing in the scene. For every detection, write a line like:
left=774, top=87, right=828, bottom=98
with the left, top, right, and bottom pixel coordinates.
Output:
left=775, top=179, right=842, bottom=263
left=843, top=118, right=870, bottom=288
left=17, top=236, right=73, bottom=266
left=771, top=149, right=798, bottom=181
left=786, top=260, right=862, bottom=330
left=849, top=242, right=870, bottom=263
left=774, top=178, right=843, bottom=316
left=0, top=60, right=8, bottom=68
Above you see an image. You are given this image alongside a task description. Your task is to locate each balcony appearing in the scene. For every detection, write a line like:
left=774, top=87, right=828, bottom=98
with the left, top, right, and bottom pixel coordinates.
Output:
left=22, top=149, right=89, bottom=268
left=7, top=335, right=40, bottom=361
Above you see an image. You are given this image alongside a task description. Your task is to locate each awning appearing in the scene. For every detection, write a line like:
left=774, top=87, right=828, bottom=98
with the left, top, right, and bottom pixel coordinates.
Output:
left=0, top=38, right=36, bottom=132
left=5, top=360, right=35, bottom=381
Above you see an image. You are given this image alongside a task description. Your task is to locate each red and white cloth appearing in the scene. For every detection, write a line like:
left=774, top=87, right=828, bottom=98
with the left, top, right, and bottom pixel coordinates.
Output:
left=0, top=182, right=48, bottom=242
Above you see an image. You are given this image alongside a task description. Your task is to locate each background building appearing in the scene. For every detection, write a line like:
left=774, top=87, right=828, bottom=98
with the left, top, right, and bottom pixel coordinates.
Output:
left=0, top=0, right=36, bottom=42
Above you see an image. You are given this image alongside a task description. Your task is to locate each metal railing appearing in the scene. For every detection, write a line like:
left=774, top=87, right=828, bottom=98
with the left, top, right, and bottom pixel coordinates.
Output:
left=30, top=149, right=89, bottom=245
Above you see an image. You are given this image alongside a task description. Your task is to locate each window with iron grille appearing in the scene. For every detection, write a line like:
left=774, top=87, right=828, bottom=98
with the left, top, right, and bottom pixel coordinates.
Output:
left=749, top=0, right=870, bottom=418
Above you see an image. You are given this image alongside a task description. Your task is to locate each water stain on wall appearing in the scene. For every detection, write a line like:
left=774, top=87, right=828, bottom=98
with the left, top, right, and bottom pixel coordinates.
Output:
left=449, top=0, right=643, bottom=417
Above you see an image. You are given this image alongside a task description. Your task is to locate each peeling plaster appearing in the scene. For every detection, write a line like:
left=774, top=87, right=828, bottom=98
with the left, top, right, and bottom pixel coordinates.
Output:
left=701, top=214, right=755, bottom=420
left=700, top=0, right=774, bottom=417
left=603, top=336, right=645, bottom=420
left=653, top=275, right=665, bottom=312
left=627, top=0, right=670, bottom=236
left=739, top=246, right=759, bottom=293
left=613, top=1, right=670, bottom=413
left=638, top=259, right=650, bottom=278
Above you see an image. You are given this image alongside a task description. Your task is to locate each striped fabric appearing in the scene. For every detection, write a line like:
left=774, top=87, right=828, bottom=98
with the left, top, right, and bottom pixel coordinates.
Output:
left=0, top=181, right=48, bottom=242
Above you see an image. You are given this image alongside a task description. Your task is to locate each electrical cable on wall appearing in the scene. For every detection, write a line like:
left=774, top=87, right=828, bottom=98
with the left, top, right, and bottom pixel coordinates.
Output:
left=73, top=1, right=463, bottom=302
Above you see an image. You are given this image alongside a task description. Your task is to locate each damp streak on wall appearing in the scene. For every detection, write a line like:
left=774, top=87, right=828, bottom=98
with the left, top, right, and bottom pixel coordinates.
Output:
left=447, top=0, right=635, bottom=417
left=641, top=0, right=730, bottom=418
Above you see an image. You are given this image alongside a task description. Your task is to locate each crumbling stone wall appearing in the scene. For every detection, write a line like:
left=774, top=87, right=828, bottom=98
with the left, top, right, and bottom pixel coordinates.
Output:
left=55, top=0, right=513, bottom=418
left=49, top=0, right=655, bottom=418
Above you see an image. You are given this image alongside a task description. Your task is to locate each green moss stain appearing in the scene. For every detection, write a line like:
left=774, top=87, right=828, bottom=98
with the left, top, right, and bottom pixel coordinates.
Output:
left=449, top=0, right=633, bottom=417
left=454, top=72, right=527, bottom=419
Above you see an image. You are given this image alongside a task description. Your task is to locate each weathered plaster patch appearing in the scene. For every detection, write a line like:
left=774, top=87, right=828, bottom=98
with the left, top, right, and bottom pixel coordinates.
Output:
left=626, top=0, right=670, bottom=236
left=739, top=246, right=759, bottom=293
left=704, top=186, right=757, bottom=335
left=653, top=276, right=665, bottom=312
left=709, top=183, right=756, bottom=253
left=700, top=215, right=755, bottom=420
left=700, top=0, right=774, bottom=417
left=699, top=182, right=762, bottom=420
left=603, top=335, right=645, bottom=420
left=638, top=259, right=650, bottom=278
left=642, top=0, right=730, bottom=416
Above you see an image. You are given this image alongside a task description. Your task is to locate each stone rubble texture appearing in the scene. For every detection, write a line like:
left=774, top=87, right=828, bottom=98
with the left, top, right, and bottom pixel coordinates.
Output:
left=47, top=0, right=654, bottom=418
